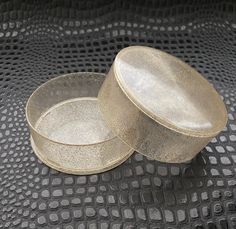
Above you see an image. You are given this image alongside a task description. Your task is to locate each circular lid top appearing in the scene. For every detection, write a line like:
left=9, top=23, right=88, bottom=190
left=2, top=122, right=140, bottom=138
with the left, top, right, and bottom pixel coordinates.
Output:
left=113, top=46, right=227, bottom=137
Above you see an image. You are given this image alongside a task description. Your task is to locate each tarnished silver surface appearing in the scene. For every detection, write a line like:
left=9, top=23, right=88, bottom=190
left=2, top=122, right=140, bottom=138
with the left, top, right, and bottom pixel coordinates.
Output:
left=98, top=46, right=228, bottom=163
left=26, top=72, right=133, bottom=174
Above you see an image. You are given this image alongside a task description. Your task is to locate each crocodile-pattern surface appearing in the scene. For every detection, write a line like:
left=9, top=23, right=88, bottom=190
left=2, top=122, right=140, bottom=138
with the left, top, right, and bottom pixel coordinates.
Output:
left=0, top=0, right=236, bottom=228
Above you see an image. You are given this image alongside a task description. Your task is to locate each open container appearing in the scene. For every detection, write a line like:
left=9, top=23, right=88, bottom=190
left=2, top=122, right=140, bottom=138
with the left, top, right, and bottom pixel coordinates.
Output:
left=26, top=72, right=133, bottom=174
left=98, top=46, right=228, bottom=163
left=26, top=46, right=228, bottom=173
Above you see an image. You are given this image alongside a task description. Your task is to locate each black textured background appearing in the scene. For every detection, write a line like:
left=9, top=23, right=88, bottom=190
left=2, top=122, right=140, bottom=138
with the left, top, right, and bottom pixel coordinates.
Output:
left=0, top=0, right=236, bottom=228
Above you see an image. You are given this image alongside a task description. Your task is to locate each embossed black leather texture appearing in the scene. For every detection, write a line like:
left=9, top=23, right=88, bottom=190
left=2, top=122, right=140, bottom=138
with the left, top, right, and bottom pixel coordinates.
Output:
left=0, top=0, right=236, bottom=228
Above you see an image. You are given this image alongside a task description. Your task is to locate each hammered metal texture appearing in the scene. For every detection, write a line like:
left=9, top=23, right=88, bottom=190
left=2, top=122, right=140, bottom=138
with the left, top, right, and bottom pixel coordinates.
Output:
left=0, top=0, right=236, bottom=228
